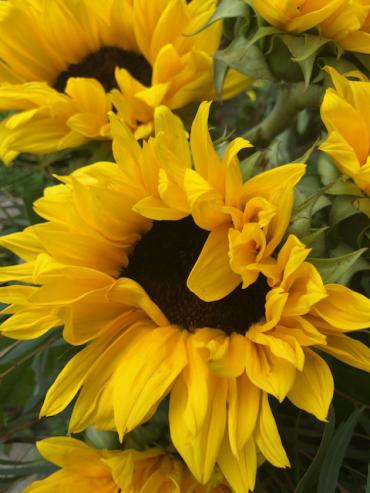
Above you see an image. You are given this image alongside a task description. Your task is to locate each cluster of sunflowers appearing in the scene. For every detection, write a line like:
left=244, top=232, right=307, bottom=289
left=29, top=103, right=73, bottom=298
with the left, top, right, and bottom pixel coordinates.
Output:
left=0, top=1, right=369, bottom=492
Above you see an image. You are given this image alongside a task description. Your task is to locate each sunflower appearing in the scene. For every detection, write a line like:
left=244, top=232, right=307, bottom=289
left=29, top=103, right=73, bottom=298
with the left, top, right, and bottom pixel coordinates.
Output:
left=251, top=0, right=370, bottom=54
left=25, top=436, right=229, bottom=493
left=0, top=0, right=247, bottom=164
left=320, top=66, right=370, bottom=194
left=1, top=103, right=370, bottom=493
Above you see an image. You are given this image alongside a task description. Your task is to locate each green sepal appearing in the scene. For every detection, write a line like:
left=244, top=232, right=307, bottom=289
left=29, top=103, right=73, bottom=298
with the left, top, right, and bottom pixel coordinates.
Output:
left=243, top=25, right=281, bottom=50
left=84, top=426, right=120, bottom=450
left=239, top=151, right=264, bottom=181
left=309, top=247, right=368, bottom=284
left=191, top=0, right=249, bottom=35
left=213, top=57, right=229, bottom=99
left=215, top=36, right=273, bottom=80
left=328, top=243, right=370, bottom=285
left=329, top=196, right=361, bottom=226
left=294, top=137, right=321, bottom=163
left=354, top=198, right=370, bottom=219
left=280, top=34, right=329, bottom=87
left=326, top=180, right=364, bottom=197
left=300, top=227, right=328, bottom=257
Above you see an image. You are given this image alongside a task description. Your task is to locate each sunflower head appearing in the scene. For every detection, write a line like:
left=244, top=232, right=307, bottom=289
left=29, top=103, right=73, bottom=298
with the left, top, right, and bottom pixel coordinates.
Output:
left=0, top=0, right=249, bottom=163
left=25, top=437, right=230, bottom=493
left=1, top=103, right=370, bottom=493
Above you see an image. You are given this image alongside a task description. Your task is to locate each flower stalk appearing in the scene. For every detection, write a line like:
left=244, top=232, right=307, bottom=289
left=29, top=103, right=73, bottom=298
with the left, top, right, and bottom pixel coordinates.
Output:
left=244, top=82, right=323, bottom=146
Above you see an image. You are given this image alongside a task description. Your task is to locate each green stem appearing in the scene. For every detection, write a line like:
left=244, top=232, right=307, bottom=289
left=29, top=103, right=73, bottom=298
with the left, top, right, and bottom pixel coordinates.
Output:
left=244, top=82, right=324, bottom=146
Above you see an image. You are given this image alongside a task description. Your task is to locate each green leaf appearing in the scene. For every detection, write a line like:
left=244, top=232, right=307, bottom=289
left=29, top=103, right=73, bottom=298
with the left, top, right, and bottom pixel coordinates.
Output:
left=0, top=336, right=50, bottom=366
left=309, top=248, right=367, bottom=284
left=366, top=461, right=370, bottom=493
left=317, top=154, right=340, bottom=185
left=318, top=156, right=363, bottom=196
left=0, top=462, right=56, bottom=478
left=312, top=195, right=331, bottom=215
left=295, top=406, right=335, bottom=493
left=295, top=138, right=320, bottom=164
left=0, top=364, right=35, bottom=408
left=300, top=227, right=328, bottom=246
left=317, top=407, right=363, bottom=493
left=281, top=34, right=329, bottom=87
left=215, top=37, right=273, bottom=80
left=294, top=175, right=328, bottom=215
left=213, top=58, right=229, bottom=98
left=290, top=184, right=331, bottom=238
left=296, top=110, right=310, bottom=136
left=355, top=198, right=370, bottom=219
left=326, top=180, right=364, bottom=197
left=330, top=195, right=360, bottom=226
left=191, top=0, right=249, bottom=34
left=239, top=151, right=264, bottom=181
left=329, top=244, right=370, bottom=285
left=85, top=427, right=120, bottom=450
left=243, top=25, right=280, bottom=50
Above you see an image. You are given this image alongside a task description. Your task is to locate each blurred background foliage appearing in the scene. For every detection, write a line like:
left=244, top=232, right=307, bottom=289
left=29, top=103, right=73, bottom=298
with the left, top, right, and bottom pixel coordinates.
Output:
left=1, top=0, right=370, bottom=491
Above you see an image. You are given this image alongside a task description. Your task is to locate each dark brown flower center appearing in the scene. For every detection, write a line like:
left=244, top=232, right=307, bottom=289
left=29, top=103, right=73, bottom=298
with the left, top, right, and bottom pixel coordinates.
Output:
left=123, top=217, right=269, bottom=335
left=53, top=46, right=152, bottom=92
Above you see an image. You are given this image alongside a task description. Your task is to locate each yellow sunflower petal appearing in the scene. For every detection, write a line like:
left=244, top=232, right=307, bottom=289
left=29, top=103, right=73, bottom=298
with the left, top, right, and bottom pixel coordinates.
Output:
left=320, top=88, right=369, bottom=164
left=154, top=105, right=191, bottom=168
left=319, top=334, right=370, bottom=372
left=0, top=285, right=37, bottom=304
left=187, top=227, right=240, bottom=302
left=190, top=101, right=223, bottom=190
left=170, top=357, right=228, bottom=483
left=340, top=30, right=370, bottom=54
left=255, top=392, right=290, bottom=468
left=108, top=277, right=169, bottom=326
left=218, top=435, right=257, bottom=493
left=245, top=341, right=296, bottom=402
left=208, top=333, right=247, bottom=378
left=178, top=336, right=212, bottom=436
left=288, top=348, right=333, bottom=421
left=228, top=374, right=260, bottom=455
left=289, top=0, right=347, bottom=32
left=134, top=193, right=187, bottom=220
left=36, top=437, right=103, bottom=473
left=312, top=284, right=370, bottom=332
left=0, top=229, right=44, bottom=261
left=0, top=307, right=60, bottom=340
left=113, top=325, right=187, bottom=439
left=39, top=318, right=135, bottom=418
left=183, top=168, right=229, bottom=229
left=68, top=316, right=151, bottom=433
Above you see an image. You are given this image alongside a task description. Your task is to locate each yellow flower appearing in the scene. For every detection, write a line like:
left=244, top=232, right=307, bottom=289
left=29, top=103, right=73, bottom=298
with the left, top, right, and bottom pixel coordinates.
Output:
left=1, top=103, right=370, bottom=493
left=25, top=437, right=229, bottom=493
left=320, top=67, right=370, bottom=193
left=0, top=0, right=247, bottom=164
left=252, top=0, right=370, bottom=53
